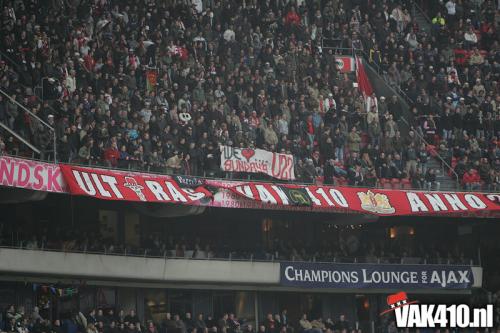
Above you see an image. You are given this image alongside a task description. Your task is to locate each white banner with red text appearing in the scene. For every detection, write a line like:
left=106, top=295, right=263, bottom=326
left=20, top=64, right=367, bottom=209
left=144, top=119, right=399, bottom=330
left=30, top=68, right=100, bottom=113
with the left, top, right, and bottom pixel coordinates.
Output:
left=220, top=146, right=295, bottom=180
left=0, top=156, right=66, bottom=192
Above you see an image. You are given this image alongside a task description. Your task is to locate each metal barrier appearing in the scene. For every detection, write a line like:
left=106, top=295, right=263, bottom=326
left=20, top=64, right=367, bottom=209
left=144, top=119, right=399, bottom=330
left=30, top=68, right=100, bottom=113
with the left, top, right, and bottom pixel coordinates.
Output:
left=0, top=245, right=477, bottom=266
left=400, top=116, right=460, bottom=188
left=0, top=89, right=57, bottom=161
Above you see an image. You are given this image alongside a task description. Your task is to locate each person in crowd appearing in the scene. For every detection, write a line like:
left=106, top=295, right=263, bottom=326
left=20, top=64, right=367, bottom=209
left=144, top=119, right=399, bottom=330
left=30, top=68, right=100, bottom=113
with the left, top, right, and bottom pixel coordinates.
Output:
left=174, top=315, right=186, bottom=333
left=227, top=314, right=240, bottom=333
left=194, top=314, right=207, bottom=333
left=334, top=315, right=350, bottom=332
left=205, top=316, right=217, bottom=333
left=425, top=168, right=440, bottom=191
left=217, top=314, right=228, bottom=333
left=184, top=314, right=195, bottom=333
left=163, top=313, right=176, bottom=333
left=462, top=168, right=482, bottom=191
left=298, top=314, right=320, bottom=333
left=262, top=314, right=275, bottom=333
left=280, top=309, right=294, bottom=333
left=124, top=311, right=139, bottom=326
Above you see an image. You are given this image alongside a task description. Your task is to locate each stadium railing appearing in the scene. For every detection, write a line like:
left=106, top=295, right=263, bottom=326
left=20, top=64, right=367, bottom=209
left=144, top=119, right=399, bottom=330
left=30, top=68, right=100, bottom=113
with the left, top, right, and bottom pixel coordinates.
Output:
left=3, top=152, right=497, bottom=193
left=0, top=245, right=479, bottom=266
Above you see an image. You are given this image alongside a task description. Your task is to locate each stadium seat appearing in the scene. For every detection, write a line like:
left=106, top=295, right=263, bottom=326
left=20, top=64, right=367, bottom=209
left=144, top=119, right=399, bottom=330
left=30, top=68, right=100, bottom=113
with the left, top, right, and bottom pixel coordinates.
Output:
left=391, top=178, right=401, bottom=189
left=401, top=178, right=412, bottom=189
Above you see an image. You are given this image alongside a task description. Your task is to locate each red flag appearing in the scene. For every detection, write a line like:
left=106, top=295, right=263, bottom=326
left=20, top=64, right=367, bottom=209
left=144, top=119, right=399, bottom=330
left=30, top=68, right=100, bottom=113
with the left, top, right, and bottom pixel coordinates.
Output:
left=335, top=56, right=355, bottom=73
left=355, top=56, right=373, bottom=96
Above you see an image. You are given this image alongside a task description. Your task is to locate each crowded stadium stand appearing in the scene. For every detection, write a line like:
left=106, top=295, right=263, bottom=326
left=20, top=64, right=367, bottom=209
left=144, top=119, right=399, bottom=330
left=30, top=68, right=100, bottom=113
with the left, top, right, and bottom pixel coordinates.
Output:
left=1, top=0, right=500, bottom=332
left=0, top=0, right=499, bottom=191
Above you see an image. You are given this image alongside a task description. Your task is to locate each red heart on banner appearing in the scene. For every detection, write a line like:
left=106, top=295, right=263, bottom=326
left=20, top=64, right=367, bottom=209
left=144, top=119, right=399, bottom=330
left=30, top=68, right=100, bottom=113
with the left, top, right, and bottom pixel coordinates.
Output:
left=241, top=148, right=255, bottom=161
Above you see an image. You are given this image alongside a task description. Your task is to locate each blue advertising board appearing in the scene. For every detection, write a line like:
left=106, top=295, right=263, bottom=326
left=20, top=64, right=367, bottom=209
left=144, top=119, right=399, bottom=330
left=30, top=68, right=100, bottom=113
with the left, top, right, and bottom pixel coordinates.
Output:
left=280, top=262, right=474, bottom=289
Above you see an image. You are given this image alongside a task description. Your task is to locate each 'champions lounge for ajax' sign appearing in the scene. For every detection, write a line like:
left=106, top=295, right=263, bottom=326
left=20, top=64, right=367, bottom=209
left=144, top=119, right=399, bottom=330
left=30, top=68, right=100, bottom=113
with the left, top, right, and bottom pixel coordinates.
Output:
left=280, top=262, right=475, bottom=290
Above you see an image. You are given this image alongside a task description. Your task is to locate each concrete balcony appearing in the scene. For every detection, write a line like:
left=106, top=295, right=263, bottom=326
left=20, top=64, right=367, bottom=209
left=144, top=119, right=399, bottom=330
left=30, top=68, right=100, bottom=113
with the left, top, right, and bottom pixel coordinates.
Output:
left=0, top=248, right=483, bottom=293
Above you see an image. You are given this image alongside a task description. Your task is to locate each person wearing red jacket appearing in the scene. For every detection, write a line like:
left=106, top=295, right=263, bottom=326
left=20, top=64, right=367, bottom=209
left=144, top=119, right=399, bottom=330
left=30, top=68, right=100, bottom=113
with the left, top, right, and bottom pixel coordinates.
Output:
left=285, top=7, right=301, bottom=26
left=104, top=142, right=120, bottom=167
left=462, top=168, right=481, bottom=191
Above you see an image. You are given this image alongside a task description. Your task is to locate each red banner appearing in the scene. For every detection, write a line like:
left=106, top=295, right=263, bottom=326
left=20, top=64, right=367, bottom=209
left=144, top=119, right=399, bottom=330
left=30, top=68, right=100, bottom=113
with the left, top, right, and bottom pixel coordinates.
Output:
left=228, top=183, right=500, bottom=217
left=356, top=57, right=373, bottom=96
left=60, top=165, right=212, bottom=204
left=2, top=159, right=499, bottom=217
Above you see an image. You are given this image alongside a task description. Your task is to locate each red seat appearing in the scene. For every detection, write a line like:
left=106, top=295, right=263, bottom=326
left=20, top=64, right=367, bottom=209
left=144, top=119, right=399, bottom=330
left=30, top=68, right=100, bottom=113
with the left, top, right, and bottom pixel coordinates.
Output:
left=391, top=178, right=401, bottom=189
left=336, top=177, right=348, bottom=186
left=401, top=178, right=412, bottom=189
left=316, top=176, right=324, bottom=185
left=379, top=178, right=392, bottom=189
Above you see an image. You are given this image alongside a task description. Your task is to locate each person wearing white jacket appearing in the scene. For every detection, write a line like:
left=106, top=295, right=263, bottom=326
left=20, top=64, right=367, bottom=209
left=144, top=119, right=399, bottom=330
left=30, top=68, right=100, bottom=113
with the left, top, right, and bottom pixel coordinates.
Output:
left=322, top=93, right=336, bottom=113
left=464, top=28, right=478, bottom=49
left=365, top=92, right=378, bottom=114
left=65, top=70, right=77, bottom=94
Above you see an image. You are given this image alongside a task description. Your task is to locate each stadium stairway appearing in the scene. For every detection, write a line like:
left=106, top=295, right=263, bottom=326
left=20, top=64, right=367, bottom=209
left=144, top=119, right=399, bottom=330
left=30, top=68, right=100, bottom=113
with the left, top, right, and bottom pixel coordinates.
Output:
left=426, top=157, right=460, bottom=191
left=0, top=88, right=56, bottom=160
left=411, top=3, right=432, bottom=34
left=362, top=59, right=459, bottom=191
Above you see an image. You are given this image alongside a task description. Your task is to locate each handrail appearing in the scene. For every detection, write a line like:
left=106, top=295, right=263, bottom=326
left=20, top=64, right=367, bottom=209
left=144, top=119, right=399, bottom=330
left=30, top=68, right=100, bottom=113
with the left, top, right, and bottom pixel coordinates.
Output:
left=0, top=49, right=61, bottom=125
left=0, top=89, right=54, bottom=130
left=0, top=49, right=23, bottom=72
left=0, top=246, right=477, bottom=266
left=4, top=152, right=493, bottom=192
left=400, top=116, right=460, bottom=186
left=0, top=88, right=57, bottom=162
left=412, top=1, right=432, bottom=25
left=353, top=49, right=460, bottom=187
left=354, top=48, right=416, bottom=106
left=0, top=122, right=40, bottom=154
left=0, top=89, right=57, bottom=163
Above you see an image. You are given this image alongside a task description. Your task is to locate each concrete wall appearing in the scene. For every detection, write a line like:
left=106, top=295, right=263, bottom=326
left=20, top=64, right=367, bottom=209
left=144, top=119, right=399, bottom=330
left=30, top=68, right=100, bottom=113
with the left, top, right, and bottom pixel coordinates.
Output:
left=0, top=248, right=279, bottom=284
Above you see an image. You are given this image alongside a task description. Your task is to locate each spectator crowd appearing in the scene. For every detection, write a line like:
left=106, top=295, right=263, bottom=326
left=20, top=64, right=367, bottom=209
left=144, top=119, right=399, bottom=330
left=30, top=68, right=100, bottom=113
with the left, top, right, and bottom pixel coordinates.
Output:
left=0, top=305, right=362, bottom=333
left=0, top=0, right=499, bottom=191
left=0, top=222, right=474, bottom=265
left=2, top=293, right=500, bottom=333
